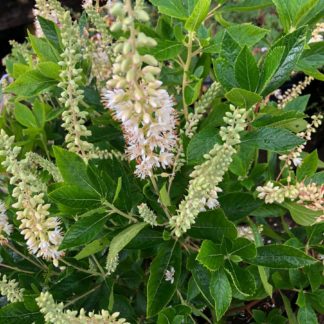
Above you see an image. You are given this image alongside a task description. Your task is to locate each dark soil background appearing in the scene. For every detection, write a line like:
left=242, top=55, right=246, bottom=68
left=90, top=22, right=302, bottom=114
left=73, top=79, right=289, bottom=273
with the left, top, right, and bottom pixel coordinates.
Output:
left=0, top=0, right=323, bottom=156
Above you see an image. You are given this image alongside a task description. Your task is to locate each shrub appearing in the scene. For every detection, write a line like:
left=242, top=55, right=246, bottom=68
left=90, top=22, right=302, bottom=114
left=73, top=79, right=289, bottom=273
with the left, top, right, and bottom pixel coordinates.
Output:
left=0, top=0, right=323, bottom=323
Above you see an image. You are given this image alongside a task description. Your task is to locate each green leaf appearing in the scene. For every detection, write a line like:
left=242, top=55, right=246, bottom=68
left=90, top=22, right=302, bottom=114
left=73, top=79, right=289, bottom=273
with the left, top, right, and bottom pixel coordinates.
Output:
left=230, top=142, right=256, bottom=177
left=285, top=95, right=310, bottom=112
left=185, top=0, right=211, bottom=31
left=258, top=46, right=285, bottom=94
left=252, top=111, right=305, bottom=129
left=210, top=268, right=232, bottom=321
left=188, top=260, right=214, bottom=307
left=241, top=127, right=305, bottom=152
left=218, top=192, right=262, bottom=221
left=213, top=57, right=238, bottom=90
left=297, top=150, right=318, bottom=181
left=33, top=99, right=46, bottom=128
left=225, top=88, right=262, bottom=108
left=225, top=261, right=256, bottom=296
left=60, top=213, right=108, bottom=250
left=159, top=182, right=171, bottom=207
left=280, top=291, right=298, bottom=324
left=235, top=46, right=259, bottom=91
left=37, top=16, right=62, bottom=50
left=196, top=240, right=224, bottom=271
left=184, top=79, right=203, bottom=105
left=6, top=70, right=57, bottom=97
left=221, top=0, right=273, bottom=11
left=14, top=103, right=38, bottom=128
left=28, top=32, right=60, bottom=62
left=231, top=238, right=256, bottom=259
left=250, top=245, right=317, bottom=269
left=147, top=241, right=182, bottom=317
left=262, top=27, right=307, bottom=95
left=189, top=209, right=237, bottom=241
left=107, top=223, right=147, bottom=270
left=0, top=302, right=42, bottom=324
left=37, top=62, right=60, bottom=80
left=220, top=31, right=242, bottom=64
left=297, top=303, right=318, bottom=324
left=140, top=39, right=183, bottom=60
left=75, top=235, right=110, bottom=260
left=227, top=23, right=269, bottom=47
left=187, top=126, right=221, bottom=165
left=53, top=147, right=97, bottom=193
left=149, top=0, right=188, bottom=19
left=282, top=202, right=322, bottom=226
left=49, top=184, right=101, bottom=210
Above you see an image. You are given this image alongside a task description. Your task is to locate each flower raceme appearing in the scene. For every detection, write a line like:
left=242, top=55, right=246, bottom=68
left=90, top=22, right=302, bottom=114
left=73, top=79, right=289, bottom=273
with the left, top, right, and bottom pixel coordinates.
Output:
left=0, top=130, right=63, bottom=266
left=102, top=0, right=178, bottom=178
left=170, top=106, right=248, bottom=237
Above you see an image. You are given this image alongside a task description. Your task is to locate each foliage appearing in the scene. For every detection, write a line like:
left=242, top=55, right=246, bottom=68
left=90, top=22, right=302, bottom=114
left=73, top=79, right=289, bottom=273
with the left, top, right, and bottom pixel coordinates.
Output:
left=0, top=0, right=323, bottom=323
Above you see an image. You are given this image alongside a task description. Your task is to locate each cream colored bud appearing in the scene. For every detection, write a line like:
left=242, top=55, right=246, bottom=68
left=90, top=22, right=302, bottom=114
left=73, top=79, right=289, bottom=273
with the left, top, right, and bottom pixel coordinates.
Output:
left=109, top=2, right=124, bottom=17
left=142, top=55, right=158, bottom=66
left=134, top=9, right=150, bottom=22
left=111, top=22, right=122, bottom=32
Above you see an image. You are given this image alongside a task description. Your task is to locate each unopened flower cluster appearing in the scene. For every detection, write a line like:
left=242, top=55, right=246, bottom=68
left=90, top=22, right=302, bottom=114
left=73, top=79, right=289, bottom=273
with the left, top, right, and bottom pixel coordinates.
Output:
left=0, top=201, right=13, bottom=245
left=276, top=76, right=314, bottom=109
left=138, top=203, right=158, bottom=226
left=0, top=275, right=24, bottom=303
left=37, top=291, right=129, bottom=324
left=0, top=130, right=63, bottom=266
left=170, top=106, right=247, bottom=237
left=257, top=181, right=324, bottom=216
left=279, top=114, right=323, bottom=167
left=185, top=82, right=222, bottom=138
left=102, top=0, right=177, bottom=178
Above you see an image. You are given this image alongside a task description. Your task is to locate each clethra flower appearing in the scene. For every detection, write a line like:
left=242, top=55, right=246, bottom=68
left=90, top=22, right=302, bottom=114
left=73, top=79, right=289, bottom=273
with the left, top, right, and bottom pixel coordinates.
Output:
left=0, top=201, right=13, bottom=245
left=164, top=267, right=175, bottom=284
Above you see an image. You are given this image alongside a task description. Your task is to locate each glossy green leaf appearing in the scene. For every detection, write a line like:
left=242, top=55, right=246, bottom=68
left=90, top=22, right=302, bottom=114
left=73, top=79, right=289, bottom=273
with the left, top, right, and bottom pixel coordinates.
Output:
left=189, top=209, right=237, bottom=241
left=149, top=0, right=188, bottom=19
left=74, top=235, right=110, bottom=260
left=227, top=24, right=269, bottom=47
left=225, top=88, right=262, bottom=108
left=0, top=302, right=42, bottom=324
left=235, top=46, right=259, bottom=91
left=219, top=192, right=262, bottom=221
left=221, top=0, right=273, bottom=11
left=297, top=303, right=318, bottom=324
left=38, top=16, right=62, bottom=50
left=49, top=184, right=101, bottom=210
left=283, top=202, right=322, bottom=226
left=60, top=213, right=108, bottom=250
left=37, top=62, right=60, bottom=80
left=186, top=126, right=221, bottom=165
left=107, top=223, right=147, bottom=269
left=261, top=27, right=307, bottom=95
left=185, top=0, right=211, bottom=31
left=14, top=102, right=38, bottom=128
left=184, top=79, right=203, bottom=105
left=29, top=32, right=60, bottom=62
left=225, top=261, right=256, bottom=296
left=196, top=240, right=224, bottom=271
left=210, top=268, right=232, bottom=321
left=147, top=241, right=182, bottom=317
left=241, top=127, right=305, bottom=152
left=297, top=150, right=318, bottom=181
left=250, top=245, right=317, bottom=269
left=231, top=238, right=256, bottom=259
left=6, top=70, right=57, bottom=97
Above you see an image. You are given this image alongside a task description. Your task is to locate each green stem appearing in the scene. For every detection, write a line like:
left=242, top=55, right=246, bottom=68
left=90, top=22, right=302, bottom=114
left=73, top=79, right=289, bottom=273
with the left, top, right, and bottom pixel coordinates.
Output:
left=40, top=133, right=50, bottom=160
left=182, top=32, right=194, bottom=120
left=64, top=284, right=101, bottom=308
left=61, top=259, right=101, bottom=277
left=103, top=200, right=137, bottom=222
left=7, top=243, right=47, bottom=271
left=0, top=263, right=34, bottom=274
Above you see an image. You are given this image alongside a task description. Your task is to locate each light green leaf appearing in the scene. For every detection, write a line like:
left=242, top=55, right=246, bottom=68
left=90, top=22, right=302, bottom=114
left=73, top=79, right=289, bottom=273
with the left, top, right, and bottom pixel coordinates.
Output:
left=184, top=79, right=203, bottom=105
left=159, top=182, right=171, bottom=207
left=250, top=245, right=317, bottom=269
left=196, top=240, right=224, bottom=271
left=221, top=0, right=273, bottom=12
left=185, top=0, right=211, bottom=31
left=75, top=235, right=110, bottom=260
left=210, top=268, right=232, bottom=321
left=140, top=39, right=183, bottom=61
left=225, top=88, right=262, bottom=108
left=107, top=223, right=147, bottom=271
left=297, top=303, right=318, bottom=324
left=37, top=62, right=60, bottom=80
left=28, top=32, right=60, bottom=62
left=149, top=0, right=188, bottom=19
left=283, top=202, right=322, bottom=226
left=147, top=241, right=182, bottom=317
left=14, top=102, right=38, bottom=128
